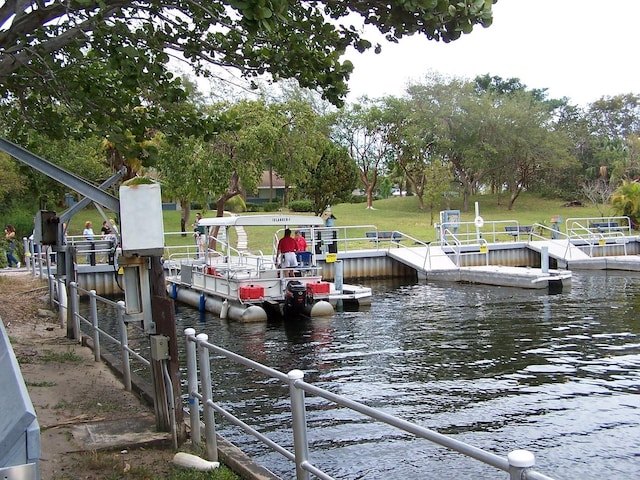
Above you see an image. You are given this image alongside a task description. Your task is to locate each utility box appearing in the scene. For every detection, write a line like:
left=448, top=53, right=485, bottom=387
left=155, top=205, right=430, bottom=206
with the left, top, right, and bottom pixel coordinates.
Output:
left=119, top=183, right=165, bottom=256
left=33, top=210, right=58, bottom=246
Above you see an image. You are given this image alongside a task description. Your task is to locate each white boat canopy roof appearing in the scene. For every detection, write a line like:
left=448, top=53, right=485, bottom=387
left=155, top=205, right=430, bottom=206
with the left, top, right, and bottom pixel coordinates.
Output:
left=197, top=214, right=324, bottom=228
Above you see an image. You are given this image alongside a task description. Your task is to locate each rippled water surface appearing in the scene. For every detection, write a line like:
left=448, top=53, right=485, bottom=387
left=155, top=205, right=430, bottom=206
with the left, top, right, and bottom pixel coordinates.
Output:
left=174, top=271, right=640, bottom=479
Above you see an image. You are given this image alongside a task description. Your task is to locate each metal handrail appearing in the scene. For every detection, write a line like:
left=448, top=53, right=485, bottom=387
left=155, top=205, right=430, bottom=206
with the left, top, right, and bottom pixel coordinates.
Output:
left=185, top=329, right=556, bottom=480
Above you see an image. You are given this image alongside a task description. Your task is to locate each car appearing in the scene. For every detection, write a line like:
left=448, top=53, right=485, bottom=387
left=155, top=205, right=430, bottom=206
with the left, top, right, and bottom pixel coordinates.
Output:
left=391, top=188, right=407, bottom=196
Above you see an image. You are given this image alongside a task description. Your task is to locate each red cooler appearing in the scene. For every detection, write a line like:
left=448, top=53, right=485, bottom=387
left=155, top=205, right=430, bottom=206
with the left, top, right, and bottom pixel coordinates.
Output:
left=239, top=285, right=264, bottom=300
left=306, top=282, right=330, bottom=295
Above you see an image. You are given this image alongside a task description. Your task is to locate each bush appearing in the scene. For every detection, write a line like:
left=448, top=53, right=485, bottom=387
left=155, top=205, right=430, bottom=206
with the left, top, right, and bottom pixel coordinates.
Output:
left=225, top=195, right=246, bottom=213
left=262, top=202, right=281, bottom=212
left=289, top=200, right=313, bottom=212
left=348, top=194, right=368, bottom=204
left=245, top=203, right=261, bottom=212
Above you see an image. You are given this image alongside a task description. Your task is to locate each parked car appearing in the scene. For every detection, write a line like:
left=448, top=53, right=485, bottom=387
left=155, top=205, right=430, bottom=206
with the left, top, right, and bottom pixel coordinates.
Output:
left=391, top=188, right=407, bottom=196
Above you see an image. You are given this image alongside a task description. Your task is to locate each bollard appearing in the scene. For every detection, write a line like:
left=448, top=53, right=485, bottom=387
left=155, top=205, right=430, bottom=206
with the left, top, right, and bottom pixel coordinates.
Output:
left=508, top=449, right=535, bottom=480
left=184, top=328, right=201, bottom=445
left=197, top=333, right=218, bottom=462
left=334, top=260, right=343, bottom=293
left=288, top=369, right=311, bottom=480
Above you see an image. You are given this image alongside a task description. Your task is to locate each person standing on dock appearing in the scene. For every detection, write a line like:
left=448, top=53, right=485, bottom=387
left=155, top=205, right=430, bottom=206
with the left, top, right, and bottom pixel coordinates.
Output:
left=277, top=228, right=298, bottom=277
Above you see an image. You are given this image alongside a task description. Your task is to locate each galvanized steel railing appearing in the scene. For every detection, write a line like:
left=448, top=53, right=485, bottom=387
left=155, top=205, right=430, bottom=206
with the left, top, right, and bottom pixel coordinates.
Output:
left=184, top=329, right=557, bottom=480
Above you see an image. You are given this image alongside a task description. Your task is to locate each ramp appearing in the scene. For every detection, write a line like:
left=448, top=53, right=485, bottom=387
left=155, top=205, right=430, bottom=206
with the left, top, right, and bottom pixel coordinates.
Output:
left=387, top=245, right=457, bottom=273
left=528, top=240, right=591, bottom=262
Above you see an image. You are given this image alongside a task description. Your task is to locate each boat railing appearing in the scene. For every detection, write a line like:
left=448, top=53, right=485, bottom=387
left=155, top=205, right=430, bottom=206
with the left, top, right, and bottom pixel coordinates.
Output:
left=185, top=328, right=557, bottom=480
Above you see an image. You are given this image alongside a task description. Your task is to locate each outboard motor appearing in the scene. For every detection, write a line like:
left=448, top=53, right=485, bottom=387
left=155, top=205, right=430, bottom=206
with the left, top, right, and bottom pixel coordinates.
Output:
left=284, top=280, right=307, bottom=316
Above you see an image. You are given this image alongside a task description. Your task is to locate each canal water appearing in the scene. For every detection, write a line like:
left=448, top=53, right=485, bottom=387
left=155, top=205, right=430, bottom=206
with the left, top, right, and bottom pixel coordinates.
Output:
left=174, top=271, right=640, bottom=480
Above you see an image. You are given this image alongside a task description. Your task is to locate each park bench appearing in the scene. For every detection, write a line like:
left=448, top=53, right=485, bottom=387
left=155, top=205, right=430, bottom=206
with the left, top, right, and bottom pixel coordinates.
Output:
left=366, top=231, right=403, bottom=244
left=504, top=225, right=532, bottom=237
left=590, top=222, right=624, bottom=233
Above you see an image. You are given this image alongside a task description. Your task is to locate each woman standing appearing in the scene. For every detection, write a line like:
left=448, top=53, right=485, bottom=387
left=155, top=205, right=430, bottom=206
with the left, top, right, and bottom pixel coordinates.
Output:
left=4, top=224, right=20, bottom=268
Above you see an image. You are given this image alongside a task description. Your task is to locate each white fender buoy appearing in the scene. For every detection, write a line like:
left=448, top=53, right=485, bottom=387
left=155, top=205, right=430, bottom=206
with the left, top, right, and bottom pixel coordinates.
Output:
left=220, top=299, right=229, bottom=319
left=474, top=215, right=484, bottom=228
left=172, top=452, right=220, bottom=471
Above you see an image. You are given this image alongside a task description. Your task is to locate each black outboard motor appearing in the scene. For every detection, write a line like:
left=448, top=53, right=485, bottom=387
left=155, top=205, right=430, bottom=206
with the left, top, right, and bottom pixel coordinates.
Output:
left=284, top=280, right=307, bottom=316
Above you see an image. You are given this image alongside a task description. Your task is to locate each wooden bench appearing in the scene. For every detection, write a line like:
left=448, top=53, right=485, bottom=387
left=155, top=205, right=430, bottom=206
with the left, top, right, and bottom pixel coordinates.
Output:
left=504, top=225, right=532, bottom=237
left=366, top=231, right=403, bottom=243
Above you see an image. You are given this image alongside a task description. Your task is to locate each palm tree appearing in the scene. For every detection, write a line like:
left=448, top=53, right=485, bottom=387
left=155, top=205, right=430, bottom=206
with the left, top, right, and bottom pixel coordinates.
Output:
left=611, top=179, right=640, bottom=228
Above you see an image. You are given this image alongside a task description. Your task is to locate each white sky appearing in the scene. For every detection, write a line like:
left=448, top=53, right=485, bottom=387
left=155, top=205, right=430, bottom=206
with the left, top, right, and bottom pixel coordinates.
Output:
left=344, top=0, right=640, bottom=106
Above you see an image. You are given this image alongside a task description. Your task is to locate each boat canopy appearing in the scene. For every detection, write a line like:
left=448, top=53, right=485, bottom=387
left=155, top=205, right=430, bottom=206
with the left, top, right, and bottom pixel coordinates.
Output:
left=197, top=214, right=324, bottom=228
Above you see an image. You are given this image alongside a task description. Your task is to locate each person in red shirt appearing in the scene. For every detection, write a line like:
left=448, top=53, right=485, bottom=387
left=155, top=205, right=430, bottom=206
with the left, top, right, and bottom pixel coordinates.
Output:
left=277, top=228, right=298, bottom=277
left=294, top=230, right=307, bottom=252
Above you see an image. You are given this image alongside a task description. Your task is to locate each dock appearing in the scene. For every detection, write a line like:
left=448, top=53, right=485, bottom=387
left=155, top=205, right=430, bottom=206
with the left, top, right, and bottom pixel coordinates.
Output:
left=387, top=245, right=571, bottom=290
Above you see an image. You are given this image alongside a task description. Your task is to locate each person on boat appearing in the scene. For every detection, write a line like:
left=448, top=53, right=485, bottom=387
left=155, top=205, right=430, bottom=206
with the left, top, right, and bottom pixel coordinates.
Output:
left=277, top=228, right=298, bottom=277
left=294, top=230, right=307, bottom=252
left=193, top=213, right=205, bottom=258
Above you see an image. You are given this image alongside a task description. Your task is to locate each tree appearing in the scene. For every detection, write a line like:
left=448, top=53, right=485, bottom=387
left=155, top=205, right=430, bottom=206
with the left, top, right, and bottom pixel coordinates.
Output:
left=331, top=99, right=394, bottom=208
left=297, top=142, right=359, bottom=215
left=0, top=1, right=495, bottom=149
left=611, top=180, right=640, bottom=227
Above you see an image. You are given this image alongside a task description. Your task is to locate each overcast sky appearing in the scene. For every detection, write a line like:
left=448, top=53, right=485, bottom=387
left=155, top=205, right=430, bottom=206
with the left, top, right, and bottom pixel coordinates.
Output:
left=344, top=0, right=639, bottom=106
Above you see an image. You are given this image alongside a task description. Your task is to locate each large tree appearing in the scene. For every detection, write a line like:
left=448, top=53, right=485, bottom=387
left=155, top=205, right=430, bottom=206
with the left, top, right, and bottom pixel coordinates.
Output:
left=0, top=1, right=495, bottom=145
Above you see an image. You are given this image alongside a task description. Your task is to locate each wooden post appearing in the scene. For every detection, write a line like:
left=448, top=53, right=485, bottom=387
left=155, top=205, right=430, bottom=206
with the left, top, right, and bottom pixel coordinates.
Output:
left=149, top=256, right=186, bottom=442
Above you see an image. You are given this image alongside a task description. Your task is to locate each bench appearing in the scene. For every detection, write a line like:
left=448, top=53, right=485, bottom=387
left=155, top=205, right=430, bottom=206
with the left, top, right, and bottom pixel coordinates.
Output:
left=366, top=231, right=403, bottom=243
left=590, top=222, right=624, bottom=233
left=504, top=225, right=532, bottom=237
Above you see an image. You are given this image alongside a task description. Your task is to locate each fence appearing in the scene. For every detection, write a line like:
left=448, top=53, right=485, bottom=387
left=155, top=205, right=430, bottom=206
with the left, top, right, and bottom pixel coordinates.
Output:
left=184, top=329, right=557, bottom=480
left=52, top=277, right=150, bottom=392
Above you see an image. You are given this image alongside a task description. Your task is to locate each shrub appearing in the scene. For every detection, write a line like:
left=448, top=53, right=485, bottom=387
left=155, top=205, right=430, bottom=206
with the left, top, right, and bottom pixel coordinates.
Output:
left=245, top=203, right=261, bottom=212
left=289, top=200, right=313, bottom=212
left=262, top=202, right=281, bottom=212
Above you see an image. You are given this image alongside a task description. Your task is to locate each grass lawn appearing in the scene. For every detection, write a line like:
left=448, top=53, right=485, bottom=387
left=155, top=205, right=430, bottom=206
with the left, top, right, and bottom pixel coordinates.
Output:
left=65, top=192, right=614, bottom=254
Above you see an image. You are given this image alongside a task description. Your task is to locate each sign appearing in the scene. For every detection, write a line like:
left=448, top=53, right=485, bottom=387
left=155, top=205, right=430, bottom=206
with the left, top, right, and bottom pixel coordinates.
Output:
left=479, top=244, right=488, bottom=253
left=325, top=253, right=337, bottom=263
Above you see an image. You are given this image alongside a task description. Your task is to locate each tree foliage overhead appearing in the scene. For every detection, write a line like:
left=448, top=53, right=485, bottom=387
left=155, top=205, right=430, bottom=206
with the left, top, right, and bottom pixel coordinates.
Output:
left=0, top=0, right=495, bottom=137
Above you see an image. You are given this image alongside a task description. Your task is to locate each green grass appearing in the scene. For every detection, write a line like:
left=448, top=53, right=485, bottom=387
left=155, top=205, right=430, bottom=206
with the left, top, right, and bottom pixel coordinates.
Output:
left=67, top=192, right=611, bottom=255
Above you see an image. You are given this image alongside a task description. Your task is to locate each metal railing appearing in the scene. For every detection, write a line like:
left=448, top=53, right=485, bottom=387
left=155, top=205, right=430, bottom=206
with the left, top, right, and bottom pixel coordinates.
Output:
left=184, top=329, right=557, bottom=480
left=49, top=276, right=150, bottom=391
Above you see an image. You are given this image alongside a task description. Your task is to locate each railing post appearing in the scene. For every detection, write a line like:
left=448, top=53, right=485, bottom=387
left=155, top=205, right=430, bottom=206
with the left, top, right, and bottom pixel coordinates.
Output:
left=48, top=274, right=55, bottom=309
left=288, top=369, right=311, bottom=480
left=184, top=328, right=201, bottom=445
left=89, top=290, right=100, bottom=361
left=69, top=282, right=80, bottom=341
left=117, top=301, right=131, bottom=391
left=57, top=276, right=67, bottom=330
left=508, top=449, right=535, bottom=480
left=197, top=333, right=218, bottom=462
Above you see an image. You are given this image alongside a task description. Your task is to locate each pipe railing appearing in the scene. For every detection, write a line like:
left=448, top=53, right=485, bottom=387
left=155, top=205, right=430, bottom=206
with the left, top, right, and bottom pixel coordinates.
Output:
left=184, top=329, right=557, bottom=480
left=62, top=280, right=150, bottom=391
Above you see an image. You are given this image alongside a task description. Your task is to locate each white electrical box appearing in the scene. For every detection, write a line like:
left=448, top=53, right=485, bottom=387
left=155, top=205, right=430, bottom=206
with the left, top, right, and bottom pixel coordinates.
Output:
left=150, top=335, right=170, bottom=361
left=119, top=183, right=165, bottom=256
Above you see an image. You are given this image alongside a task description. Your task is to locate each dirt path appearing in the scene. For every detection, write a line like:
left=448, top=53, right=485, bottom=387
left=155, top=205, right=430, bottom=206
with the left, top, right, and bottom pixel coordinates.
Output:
left=0, top=271, right=177, bottom=479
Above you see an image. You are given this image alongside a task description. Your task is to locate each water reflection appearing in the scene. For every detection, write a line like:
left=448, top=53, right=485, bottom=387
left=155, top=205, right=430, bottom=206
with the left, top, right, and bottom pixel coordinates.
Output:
left=175, top=271, right=640, bottom=479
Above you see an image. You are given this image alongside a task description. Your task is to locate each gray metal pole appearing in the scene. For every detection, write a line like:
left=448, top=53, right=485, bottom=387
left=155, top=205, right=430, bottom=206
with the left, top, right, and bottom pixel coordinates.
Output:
left=197, top=333, right=218, bottom=462
left=185, top=328, right=201, bottom=445
left=117, top=301, right=131, bottom=391
left=89, top=290, right=100, bottom=362
left=508, top=449, right=535, bottom=480
left=69, top=282, right=80, bottom=341
left=288, top=369, right=311, bottom=480
left=541, top=246, right=549, bottom=273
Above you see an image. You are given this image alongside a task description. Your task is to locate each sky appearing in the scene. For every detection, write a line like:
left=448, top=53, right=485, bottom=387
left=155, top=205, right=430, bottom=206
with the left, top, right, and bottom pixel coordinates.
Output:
left=344, top=0, right=640, bottom=106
